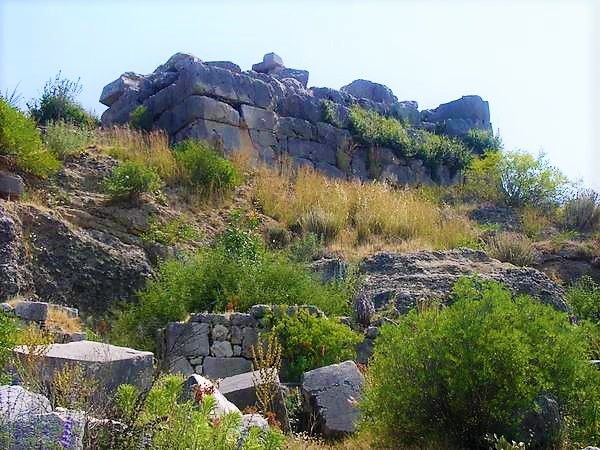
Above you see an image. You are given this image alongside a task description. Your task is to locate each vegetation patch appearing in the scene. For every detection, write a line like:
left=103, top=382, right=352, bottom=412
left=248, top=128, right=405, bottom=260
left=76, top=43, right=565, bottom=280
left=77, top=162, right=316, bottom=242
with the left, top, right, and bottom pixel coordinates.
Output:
left=361, top=277, right=600, bottom=448
left=103, top=160, right=161, bottom=202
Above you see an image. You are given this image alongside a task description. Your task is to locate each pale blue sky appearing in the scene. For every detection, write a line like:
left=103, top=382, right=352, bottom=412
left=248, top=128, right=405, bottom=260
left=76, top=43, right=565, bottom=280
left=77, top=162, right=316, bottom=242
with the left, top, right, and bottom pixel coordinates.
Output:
left=1, top=0, right=598, bottom=189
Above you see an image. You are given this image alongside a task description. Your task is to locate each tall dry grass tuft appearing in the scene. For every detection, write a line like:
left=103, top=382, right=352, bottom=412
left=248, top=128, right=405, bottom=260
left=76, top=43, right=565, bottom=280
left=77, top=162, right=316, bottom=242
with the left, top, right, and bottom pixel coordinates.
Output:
left=254, top=165, right=478, bottom=255
left=96, top=126, right=178, bottom=183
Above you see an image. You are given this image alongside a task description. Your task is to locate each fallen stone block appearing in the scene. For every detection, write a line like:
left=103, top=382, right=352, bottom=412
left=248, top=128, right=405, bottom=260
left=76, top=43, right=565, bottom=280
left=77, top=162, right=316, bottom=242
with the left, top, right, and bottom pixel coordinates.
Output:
left=14, top=301, right=49, bottom=322
left=13, top=341, right=153, bottom=405
left=181, top=374, right=239, bottom=417
left=202, top=356, right=252, bottom=379
left=301, top=360, right=364, bottom=438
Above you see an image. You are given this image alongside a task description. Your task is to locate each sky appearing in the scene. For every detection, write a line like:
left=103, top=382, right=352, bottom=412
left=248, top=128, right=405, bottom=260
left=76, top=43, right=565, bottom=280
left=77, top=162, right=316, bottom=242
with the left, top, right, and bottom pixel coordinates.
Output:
left=1, top=0, right=598, bottom=190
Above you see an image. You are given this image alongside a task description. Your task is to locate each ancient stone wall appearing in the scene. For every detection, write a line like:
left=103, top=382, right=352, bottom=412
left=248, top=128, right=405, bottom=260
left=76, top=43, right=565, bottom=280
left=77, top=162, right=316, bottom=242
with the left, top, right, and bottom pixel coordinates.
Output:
left=159, top=304, right=325, bottom=379
left=100, top=52, right=493, bottom=187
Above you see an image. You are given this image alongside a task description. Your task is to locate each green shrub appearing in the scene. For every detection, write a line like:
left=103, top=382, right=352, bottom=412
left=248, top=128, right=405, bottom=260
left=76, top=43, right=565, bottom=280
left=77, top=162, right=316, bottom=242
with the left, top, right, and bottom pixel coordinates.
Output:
left=410, top=129, right=473, bottom=171
left=0, top=97, right=61, bottom=177
left=462, top=150, right=504, bottom=203
left=361, top=278, right=600, bottom=448
left=321, top=99, right=342, bottom=128
left=103, top=161, right=161, bottom=201
left=27, top=72, right=98, bottom=127
left=266, top=310, right=361, bottom=382
left=114, top=374, right=285, bottom=450
left=563, top=189, right=600, bottom=233
left=112, top=222, right=353, bottom=351
left=462, top=128, right=502, bottom=155
left=348, top=105, right=410, bottom=152
left=174, top=140, right=240, bottom=197
left=129, top=105, right=153, bottom=131
left=141, top=216, right=201, bottom=246
left=0, top=310, right=18, bottom=383
left=44, top=120, right=95, bottom=158
left=567, top=276, right=600, bottom=322
left=487, top=232, right=535, bottom=266
left=499, top=151, right=568, bottom=209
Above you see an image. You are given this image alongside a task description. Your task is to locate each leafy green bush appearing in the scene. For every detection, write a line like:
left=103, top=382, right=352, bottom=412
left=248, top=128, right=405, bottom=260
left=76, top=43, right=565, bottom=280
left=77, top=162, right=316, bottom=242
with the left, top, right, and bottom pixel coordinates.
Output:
left=27, top=73, right=97, bottom=127
left=0, top=97, right=61, bottom=177
left=321, top=99, right=342, bottom=128
left=563, top=189, right=600, bottom=233
left=266, top=310, right=361, bottom=382
left=114, top=374, right=285, bottom=449
left=0, top=310, right=18, bottom=383
left=141, top=216, right=201, bottom=246
left=499, top=151, right=568, bottom=209
left=361, top=278, right=600, bottom=448
left=174, top=140, right=240, bottom=197
left=462, top=128, right=502, bottom=155
left=103, top=161, right=161, bottom=201
left=567, top=276, right=600, bottom=322
left=410, top=129, right=473, bottom=171
left=44, top=120, right=95, bottom=158
left=348, top=105, right=410, bottom=151
left=129, top=105, right=153, bottom=131
left=112, top=221, right=353, bottom=351
left=462, top=150, right=504, bottom=203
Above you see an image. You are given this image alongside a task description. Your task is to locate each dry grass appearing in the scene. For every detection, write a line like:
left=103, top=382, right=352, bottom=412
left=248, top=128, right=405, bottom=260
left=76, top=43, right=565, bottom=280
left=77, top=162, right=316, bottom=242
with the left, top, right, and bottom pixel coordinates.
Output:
left=96, top=126, right=178, bottom=183
left=487, top=231, right=535, bottom=267
left=254, top=165, right=478, bottom=256
left=46, top=308, right=82, bottom=333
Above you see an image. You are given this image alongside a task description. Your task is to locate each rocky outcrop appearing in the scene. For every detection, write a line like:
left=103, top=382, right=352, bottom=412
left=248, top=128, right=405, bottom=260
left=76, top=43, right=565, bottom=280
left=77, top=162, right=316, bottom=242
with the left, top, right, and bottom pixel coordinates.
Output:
left=359, top=248, right=569, bottom=313
left=100, top=52, right=493, bottom=187
left=301, top=360, right=364, bottom=438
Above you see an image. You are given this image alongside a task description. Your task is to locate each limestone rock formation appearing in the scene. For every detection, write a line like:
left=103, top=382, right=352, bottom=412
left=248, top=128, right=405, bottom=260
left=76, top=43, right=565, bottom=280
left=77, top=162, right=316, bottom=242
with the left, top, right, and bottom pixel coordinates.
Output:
left=100, top=52, right=493, bottom=187
left=358, top=248, right=569, bottom=313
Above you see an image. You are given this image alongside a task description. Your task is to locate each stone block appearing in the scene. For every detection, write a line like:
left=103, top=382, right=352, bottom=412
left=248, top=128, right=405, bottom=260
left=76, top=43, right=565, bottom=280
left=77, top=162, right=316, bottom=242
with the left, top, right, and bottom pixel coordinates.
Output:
left=14, top=301, right=49, bottom=322
left=211, top=341, right=233, bottom=358
left=0, top=172, right=25, bottom=199
left=301, top=360, right=364, bottom=438
left=173, top=118, right=243, bottom=154
left=181, top=374, right=240, bottom=417
left=165, top=322, right=210, bottom=357
left=242, top=327, right=258, bottom=358
left=14, top=341, right=154, bottom=404
left=203, top=357, right=252, bottom=380
left=241, top=104, right=277, bottom=130
left=211, top=324, right=229, bottom=341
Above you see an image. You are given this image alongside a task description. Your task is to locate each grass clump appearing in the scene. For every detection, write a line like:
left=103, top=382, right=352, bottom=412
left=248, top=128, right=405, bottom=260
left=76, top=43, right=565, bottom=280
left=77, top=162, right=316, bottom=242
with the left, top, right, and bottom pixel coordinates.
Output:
left=361, top=277, right=600, bottom=449
left=27, top=72, right=97, bottom=128
left=0, top=98, right=61, bottom=178
left=254, top=166, right=477, bottom=255
left=112, top=217, right=353, bottom=351
left=103, top=161, right=161, bottom=202
left=0, top=310, right=18, bottom=383
left=141, top=216, right=201, bottom=246
left=113, top=374, right=285, bottom=450
left=266, top=310, right=361, bottom=382
left=563, top=189, right=600, bottom=233
left=174, top=139, right=241, bottom=197
left=43, top=120, right=95, bottom=158
left=487, top=232, right=535, bottom=266
left=97, top=127, right=178, bottom=183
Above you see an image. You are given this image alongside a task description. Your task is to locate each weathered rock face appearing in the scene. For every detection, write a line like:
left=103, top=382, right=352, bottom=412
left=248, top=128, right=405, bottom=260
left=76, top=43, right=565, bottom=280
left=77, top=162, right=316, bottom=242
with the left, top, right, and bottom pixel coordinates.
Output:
left=0, top=200, right=152, bottom=313
left=0, top=172, right=25, bottom=199
left=359, top=249, right=569, bottom=313
left=301, top=360, right=364, bottom=438
left=100, top=52, right=494, bottom=187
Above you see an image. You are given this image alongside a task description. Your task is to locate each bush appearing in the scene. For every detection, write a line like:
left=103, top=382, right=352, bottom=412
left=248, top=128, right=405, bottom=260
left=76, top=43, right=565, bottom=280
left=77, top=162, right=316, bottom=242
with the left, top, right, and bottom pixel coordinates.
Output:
left=113, top=374, right=285, bottom=449
left=44, top=120, right=94, bottom=158
left=499, top=151, right=568, bottom=209
left=103, top=161, right=161, bottom=201
left=141, top=216, right=201, bottom=246
left=462, top=128, right=502, bottom=155
left=129, top=105, right=153, bottom=131
left=361, top=278, right=600, bottom=448
left=174, top=140, right=240, bottom=197
left=348, top=105, right=410, bottom=152
left=487, top=232, right=535, bottom=266
left=0, top=311, right=18, bottom=383
left=112, top=221, right=353, bottom=351
left=462, top=150, right=504, bottom=203
left=266, top=310, right=361, bottom=382
left=563, top=189, right=600, bottom=233
left=27, top=72, right=97, bottom=127
left=410, top=129, right=473, bottom=171
left=0, top=98, right=61, bottom=177
left=567, top=276, right=600, bottom=322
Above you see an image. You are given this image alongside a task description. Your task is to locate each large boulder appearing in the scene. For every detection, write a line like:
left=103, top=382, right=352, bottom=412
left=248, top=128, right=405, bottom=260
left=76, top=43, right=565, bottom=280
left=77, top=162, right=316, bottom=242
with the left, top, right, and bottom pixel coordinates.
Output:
left=359, top=249, right=569, bottom=313
left=252, top=52, right=284, bottom=73
left=341, top=79, right=397, bottom=105
left=301, top=360, right=364, bottom=438
left=421, top=95, right=492, bottom=136
left=13, top=341, right=153, bottom=405
left=519, top=394, right=562, bottom=449
left=0, top=172, right=25, bottom=200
